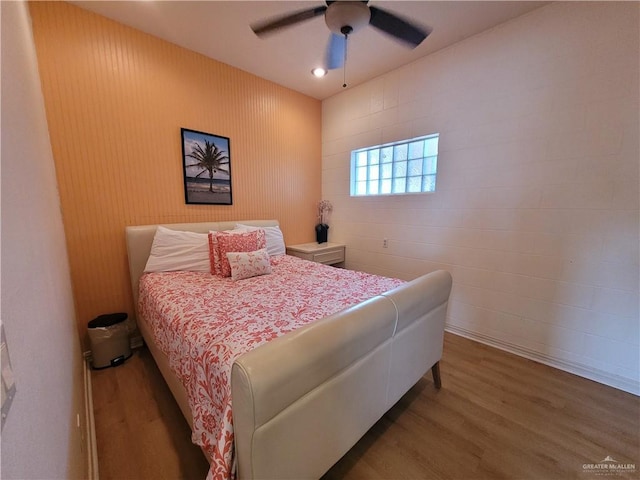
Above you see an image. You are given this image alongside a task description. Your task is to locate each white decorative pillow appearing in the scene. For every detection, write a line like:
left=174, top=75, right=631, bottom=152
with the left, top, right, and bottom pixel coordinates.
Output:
left=235, top=224, right=286, bottom=257
left=144, top=226, right=210, bottom=272
left=226, top=248, right=272, bottom=281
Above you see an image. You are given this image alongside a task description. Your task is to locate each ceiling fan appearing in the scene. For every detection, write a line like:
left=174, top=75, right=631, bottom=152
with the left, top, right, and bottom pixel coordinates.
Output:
left=251, top=1, right=432, bottom=80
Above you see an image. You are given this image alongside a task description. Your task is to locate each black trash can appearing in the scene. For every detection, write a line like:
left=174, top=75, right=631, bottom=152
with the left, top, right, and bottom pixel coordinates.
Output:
left=88, top=313, right=131, bottom=369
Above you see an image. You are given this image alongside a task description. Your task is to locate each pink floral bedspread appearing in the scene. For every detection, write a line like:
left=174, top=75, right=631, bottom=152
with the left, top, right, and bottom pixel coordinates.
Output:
left=138, top=255, right=404, bottom=480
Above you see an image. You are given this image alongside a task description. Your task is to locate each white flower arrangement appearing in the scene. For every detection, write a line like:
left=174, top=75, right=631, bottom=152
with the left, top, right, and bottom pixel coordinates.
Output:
left=317, top=200, right=333, bottom=225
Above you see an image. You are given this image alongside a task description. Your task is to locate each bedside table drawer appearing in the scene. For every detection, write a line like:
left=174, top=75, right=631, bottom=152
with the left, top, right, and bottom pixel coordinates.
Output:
left=313, top=249, right=344, bottom=265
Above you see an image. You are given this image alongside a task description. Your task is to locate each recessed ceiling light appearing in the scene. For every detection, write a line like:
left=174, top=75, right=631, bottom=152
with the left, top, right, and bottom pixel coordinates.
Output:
left=311, top=67, right=327, bottom=78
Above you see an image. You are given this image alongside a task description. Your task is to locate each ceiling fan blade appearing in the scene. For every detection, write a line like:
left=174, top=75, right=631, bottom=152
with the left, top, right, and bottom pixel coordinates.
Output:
left=325, top=33, right=345, bottom=70
left=368, top=6, right=431, bottom=48
left=251, top=6, right=327, bottom=37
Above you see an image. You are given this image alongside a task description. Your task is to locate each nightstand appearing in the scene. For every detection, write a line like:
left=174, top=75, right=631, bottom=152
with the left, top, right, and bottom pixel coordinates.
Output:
left=286, top=242, right=346, bottom=266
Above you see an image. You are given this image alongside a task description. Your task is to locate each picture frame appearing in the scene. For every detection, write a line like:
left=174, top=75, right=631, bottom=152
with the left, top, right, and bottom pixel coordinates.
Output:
left=181, top=127, right=232, bottom=205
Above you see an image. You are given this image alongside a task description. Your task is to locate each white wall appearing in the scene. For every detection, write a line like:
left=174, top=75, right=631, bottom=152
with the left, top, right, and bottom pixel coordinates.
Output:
left=322, top=2, right=639, bottom=394
left=1, top=2, right=88, bottom=478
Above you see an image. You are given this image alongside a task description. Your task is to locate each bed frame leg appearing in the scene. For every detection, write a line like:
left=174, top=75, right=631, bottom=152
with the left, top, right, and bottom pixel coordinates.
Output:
left=431, top=362, right=442, bottom=389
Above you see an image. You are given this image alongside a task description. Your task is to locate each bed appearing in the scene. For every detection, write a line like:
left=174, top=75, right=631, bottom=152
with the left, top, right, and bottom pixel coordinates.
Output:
left=125, top=220, right=452, bottom=480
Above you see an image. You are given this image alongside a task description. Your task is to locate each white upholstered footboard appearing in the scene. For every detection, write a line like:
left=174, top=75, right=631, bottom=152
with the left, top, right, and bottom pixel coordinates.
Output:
left=231, top=270, right=452, bottom=480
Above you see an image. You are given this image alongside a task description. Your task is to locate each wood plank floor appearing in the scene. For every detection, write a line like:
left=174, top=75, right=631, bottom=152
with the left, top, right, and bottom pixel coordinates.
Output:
left=91, top=333, right=639, bottom=479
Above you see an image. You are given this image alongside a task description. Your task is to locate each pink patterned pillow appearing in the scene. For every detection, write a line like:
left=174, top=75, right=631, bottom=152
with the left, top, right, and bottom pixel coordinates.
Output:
left=208, top=229, right=266, bottom=277
left=208, top=231, right=226, bottom=275
left=226, top=248, right=272, bottom=281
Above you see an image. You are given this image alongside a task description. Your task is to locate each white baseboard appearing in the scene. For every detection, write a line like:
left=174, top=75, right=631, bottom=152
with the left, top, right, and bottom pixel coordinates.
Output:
left=445, top=325, right=640, bottom=396
left=83, top=358, right=99, bottom=479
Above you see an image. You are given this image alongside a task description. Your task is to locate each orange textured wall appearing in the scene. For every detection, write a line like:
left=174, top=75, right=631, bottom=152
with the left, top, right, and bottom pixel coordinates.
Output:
left=29, top=2, right=322, bottom=347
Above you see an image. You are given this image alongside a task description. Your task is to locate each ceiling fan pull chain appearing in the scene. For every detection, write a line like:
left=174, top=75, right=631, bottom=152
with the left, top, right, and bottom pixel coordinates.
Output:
left=343, top=32, right=348, bottom=88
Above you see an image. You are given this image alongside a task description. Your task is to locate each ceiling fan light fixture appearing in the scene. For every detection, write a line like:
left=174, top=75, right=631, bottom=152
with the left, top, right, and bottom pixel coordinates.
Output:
left=311, top=67, right=328, bottom=77
left=325, top=1, right=371, bottom=35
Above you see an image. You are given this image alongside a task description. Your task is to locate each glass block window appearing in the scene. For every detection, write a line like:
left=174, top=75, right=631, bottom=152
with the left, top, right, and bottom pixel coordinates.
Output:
left=350, top=134, right=439, bottom=196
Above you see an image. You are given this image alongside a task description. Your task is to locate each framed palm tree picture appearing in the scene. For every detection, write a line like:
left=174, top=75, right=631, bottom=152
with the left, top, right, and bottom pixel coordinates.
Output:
left=181, top=128, right=232, bottom=205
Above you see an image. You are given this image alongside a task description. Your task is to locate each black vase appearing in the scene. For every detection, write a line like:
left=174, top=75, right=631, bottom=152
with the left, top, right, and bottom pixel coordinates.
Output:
left=315, top=223, right=329, bottom=244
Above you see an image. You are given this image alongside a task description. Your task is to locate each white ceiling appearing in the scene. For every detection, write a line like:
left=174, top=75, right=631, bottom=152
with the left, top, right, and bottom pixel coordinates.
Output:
left=71, top=1, right=548, bottom=100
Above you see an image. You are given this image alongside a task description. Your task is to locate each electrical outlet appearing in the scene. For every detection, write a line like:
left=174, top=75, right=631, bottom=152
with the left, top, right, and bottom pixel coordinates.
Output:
left=383, top=238, right=388, bottom=248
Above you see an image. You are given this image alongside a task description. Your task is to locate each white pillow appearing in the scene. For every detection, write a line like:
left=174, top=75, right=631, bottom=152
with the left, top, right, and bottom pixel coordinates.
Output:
left=144, top=226, right=210, bottom=272
left=235, top=224, right=286, bottom=256
left=226, top=248, right=272, bottom=281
